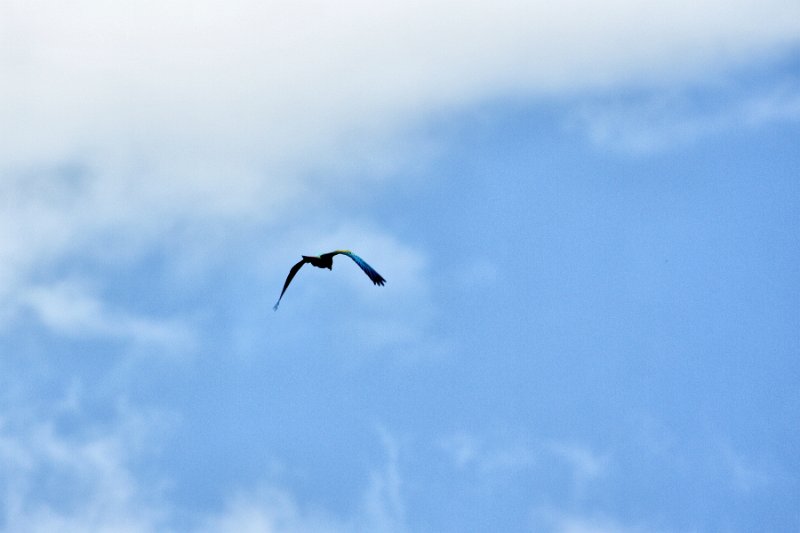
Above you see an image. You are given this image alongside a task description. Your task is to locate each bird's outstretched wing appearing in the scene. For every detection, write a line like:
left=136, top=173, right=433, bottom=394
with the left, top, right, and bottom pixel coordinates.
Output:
left=330, top=250, right=386, bottom=286
left=273, top=258, right=308, bottom=310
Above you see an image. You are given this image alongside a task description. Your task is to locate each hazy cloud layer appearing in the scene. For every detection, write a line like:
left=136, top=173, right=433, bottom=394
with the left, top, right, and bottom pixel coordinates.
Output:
left=3, top=0, right=798, bottom=325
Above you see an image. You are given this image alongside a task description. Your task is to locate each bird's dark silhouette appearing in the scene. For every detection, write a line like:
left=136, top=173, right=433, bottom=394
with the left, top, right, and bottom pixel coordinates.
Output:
left=274, top=250, right=386, bottom=310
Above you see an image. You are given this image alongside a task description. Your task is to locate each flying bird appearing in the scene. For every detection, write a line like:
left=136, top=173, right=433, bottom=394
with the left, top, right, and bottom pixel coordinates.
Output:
left=273, top=250, right=386, bottom=310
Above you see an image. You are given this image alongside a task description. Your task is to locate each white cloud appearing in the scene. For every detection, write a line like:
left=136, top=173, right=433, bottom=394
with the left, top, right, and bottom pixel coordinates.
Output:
left=359, top=429, right=406, bottom=533
left=438, top=433, right=563, bottom=475
left=438, top=433, right=609, bottom=498
left=571, top=81, right=800, bottom=153
left=1, top=0, right=798, bottom=330
left=5, top=2, right=798, bottom=167
left=437, top=433, right=481, bottom=469
left=200, top=465, right=407, bottom=533
left=536, top=510, right=672, bottom=533
left=547, top=442, right=608, bottom=484
left=0, top=401, right=169, bottom=532
left=199, top=488, right=348, bottom=533
left=0, top=393, right=409, bottom=533
left=16, top=279, right=194, bottom=348
left=197, top=428, right=408, bottom=533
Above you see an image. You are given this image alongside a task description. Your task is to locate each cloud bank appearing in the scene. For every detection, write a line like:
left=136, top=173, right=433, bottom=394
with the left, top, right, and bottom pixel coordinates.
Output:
left=2, top=1, right=798, bottom=303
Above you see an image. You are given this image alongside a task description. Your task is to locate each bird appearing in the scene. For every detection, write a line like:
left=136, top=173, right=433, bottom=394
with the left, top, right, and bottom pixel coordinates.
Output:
left=273, top=250, right=386, bottom=310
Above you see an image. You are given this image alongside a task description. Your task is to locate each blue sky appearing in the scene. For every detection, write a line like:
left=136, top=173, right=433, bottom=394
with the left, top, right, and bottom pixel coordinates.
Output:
left=1, top=2, right=799, bottom=531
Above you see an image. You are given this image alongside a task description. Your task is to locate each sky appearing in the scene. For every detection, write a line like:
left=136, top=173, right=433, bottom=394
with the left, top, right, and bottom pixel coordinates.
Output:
left=1, top=1, right=799, bottom=531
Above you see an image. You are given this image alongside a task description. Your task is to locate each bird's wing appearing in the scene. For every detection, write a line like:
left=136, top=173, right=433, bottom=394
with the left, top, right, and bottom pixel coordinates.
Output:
left=332, top=250, right=386, bottom=286
left=273, top=258, right=308, bottom=310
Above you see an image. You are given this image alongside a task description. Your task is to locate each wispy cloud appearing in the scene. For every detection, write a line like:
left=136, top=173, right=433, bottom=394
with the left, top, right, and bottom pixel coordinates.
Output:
left=1, top=392, right=409, bottom=533
left=15, top=279, right=194, bottom=349
left=534, top=509, right=674, bottom=533
left=547, top=441, right=609, bottom=485
left=720, top=444, right=772, bottom=493
left=199, top=487, right=350, bottom=533
left=438, top=433, right=482, bottom=470
left=571, top=81, right=800, bottom=153
left=0, top=400, right=169, bottom=532
left=354, top=429, right=407, bottom=533
left=438, top=432, right=607, bottom=483
left=198, top=428, right=408, bottom=533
